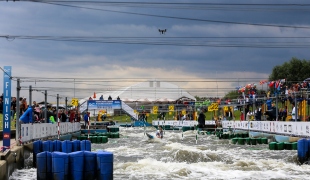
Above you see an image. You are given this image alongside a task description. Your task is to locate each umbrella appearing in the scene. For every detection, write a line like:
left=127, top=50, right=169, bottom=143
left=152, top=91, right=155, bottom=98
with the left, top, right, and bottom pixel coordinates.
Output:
left=304, top=78, right=310, bottom=82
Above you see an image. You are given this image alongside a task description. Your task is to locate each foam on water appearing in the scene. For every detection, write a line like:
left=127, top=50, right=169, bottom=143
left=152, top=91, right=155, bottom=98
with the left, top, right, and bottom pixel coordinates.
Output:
left=9, top=127, right=310, bottom=180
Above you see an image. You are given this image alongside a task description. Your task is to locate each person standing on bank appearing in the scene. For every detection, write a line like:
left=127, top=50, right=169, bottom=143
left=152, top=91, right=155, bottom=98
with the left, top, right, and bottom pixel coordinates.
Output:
left=61, top=110, right=67, bottom=122
left=84, top=112, right=90, bottom=129
left=291, top=103, right=297, bottom=121
left=198, top=109, right=206, bottom=129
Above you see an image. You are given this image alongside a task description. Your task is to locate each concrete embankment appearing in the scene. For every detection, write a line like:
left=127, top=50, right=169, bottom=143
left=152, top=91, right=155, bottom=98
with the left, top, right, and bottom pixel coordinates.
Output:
left=0, top=139, right=33, bottom=180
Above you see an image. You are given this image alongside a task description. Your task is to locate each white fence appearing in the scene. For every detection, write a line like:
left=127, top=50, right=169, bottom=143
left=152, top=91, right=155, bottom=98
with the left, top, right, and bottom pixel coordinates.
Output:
left=20, top=122, right=81, bottom=142
left=222, top=121, right=310, bottom=137
left=152, top=120, right=215, bottom=126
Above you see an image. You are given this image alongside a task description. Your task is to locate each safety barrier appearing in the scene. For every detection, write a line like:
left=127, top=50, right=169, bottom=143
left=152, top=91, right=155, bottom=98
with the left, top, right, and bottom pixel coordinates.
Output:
left=222, top=121, right=310, bottom=138
left=20, top=122, right=81, bottom=143
left=37, top=150, right=113, bottom=180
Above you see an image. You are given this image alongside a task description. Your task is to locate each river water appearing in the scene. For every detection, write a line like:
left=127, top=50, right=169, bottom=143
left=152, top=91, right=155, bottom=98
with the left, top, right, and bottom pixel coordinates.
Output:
left=9, top=127, right=310, bottom=180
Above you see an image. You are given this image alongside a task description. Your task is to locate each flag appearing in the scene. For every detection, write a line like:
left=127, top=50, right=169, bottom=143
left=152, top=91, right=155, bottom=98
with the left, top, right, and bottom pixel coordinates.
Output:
left=275, top=80, right=280, bottom=89
left=280, top=79, right=286, bottom=83
left=93, top=92, right=96, bottom=98
left=259, top=80, right=267, bottom=85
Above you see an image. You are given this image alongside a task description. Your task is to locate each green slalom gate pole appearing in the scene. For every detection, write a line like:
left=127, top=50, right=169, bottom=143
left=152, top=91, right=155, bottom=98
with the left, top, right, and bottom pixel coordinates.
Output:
left=196, top=132, right=198, bottom=144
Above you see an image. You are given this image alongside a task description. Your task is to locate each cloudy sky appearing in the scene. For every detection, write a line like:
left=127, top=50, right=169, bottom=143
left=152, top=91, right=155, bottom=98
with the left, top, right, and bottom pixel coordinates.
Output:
left=1, top=0, right=310, bottom=102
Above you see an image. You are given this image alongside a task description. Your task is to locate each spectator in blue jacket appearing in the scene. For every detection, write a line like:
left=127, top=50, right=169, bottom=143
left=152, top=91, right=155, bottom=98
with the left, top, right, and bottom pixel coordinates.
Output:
left=19, top=106, right=33, bottom=124
left=84, top=112, right=90, bottom=129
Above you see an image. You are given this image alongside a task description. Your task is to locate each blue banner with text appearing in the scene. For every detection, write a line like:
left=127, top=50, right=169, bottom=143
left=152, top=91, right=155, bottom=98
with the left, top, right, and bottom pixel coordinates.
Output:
left=3, top=66, right=11, bottom=151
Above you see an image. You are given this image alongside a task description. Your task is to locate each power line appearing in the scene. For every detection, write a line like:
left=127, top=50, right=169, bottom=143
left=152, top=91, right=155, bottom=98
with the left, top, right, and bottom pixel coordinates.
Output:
left=23, top=1, right=310, bottom=30
left=2, top=35, right=310, bottom=48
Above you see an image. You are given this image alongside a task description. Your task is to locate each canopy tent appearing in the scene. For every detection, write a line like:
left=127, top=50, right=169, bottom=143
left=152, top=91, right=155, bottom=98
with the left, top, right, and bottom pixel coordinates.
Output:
left=37, top=101, right=52, bottom=105
left=79, top=81, right=196, bottom=104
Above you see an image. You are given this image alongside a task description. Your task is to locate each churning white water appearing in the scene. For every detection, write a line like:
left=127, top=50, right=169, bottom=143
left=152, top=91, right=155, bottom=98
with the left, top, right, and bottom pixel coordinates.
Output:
left=9, top=127, right=310, bottom=180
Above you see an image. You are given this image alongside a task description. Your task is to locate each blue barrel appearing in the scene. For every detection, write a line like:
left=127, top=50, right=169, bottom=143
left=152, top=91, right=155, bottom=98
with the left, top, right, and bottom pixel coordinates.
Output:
left=37, top=151, right=52, bottom=180
left=42, top=140, right=54, bottom=152
left=97, top=151, right=113, bottom=180
left=62, top=140, right=73, bottom=153
left=52, top=152, right=69, bottom=180
left=53, top=140, right=62, bottom=152
left=72, top=140, right=80, bottom=152
left=84, top=151, right=97, bottom=180
left=307, top=139, right=310, bottom=157
left=80, top=140, right=91, bottom=151
left=69, top=151, right=84, bottom=180
left=298, top=139, right=308, bottom=164
left=33, top=140, right=42, bottom=167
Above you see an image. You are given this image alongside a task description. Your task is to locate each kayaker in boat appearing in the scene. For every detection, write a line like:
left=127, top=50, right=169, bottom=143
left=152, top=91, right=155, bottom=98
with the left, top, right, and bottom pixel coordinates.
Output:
left=156, top=126, right=163, bottom=139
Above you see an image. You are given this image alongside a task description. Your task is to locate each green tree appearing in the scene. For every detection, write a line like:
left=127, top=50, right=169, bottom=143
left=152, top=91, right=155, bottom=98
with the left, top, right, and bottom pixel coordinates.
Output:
left=269, top=57, right=310, bottom=84
left=195, top=95, right=202, bottom=101
left=224, top=90, right=239, bottom=99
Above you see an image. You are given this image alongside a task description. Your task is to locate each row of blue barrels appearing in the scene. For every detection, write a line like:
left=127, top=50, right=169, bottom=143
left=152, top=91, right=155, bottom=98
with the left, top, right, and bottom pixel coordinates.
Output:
left=231, top=137, right=268, bottom=145
left=37, top=150, right=113, bottom=180
left=33, top=140, right=91, bottom=167
left=218, top=133, right=249, bottom=139
left=297, top=139, right=310, bottom=164
left=269, top=142, right=297, bottom=150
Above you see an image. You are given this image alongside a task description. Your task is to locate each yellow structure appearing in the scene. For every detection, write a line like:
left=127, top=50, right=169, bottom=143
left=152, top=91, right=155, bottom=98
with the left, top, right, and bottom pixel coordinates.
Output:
left=97, top=110, right=106, bottom=121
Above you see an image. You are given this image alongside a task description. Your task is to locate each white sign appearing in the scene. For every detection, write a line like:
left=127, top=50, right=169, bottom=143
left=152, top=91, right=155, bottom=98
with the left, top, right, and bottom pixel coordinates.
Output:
left=222, top=121, right=310, bottom=137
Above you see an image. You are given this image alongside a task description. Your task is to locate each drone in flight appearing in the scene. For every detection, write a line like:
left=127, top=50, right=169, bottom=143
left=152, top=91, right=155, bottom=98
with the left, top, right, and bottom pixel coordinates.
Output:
left=158, top=29, right=167, bottom=34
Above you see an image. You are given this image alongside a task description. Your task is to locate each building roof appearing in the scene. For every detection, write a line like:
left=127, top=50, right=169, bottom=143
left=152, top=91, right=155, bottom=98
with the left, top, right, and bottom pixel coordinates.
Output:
left=80, top=81, right=196, bottom=103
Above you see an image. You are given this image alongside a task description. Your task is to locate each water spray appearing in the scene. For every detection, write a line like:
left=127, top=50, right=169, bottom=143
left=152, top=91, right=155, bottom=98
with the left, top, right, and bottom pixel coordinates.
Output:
left=182, top=120, right=184, bottom=141
left=144, top=124, right=146, bottom=136
left=163, top=118, right=166, bottom=135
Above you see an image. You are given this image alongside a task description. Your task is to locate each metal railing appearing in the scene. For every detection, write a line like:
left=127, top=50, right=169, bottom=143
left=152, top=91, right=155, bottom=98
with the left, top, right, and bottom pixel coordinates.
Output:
left=20, top=122, right=81, bottom=143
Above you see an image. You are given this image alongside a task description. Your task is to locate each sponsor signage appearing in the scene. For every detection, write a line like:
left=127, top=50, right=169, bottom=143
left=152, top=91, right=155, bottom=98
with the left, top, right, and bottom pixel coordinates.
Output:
left=87, top=100, right=121, bottom=110
left=208, top=103, right=218, bottom=111
left=152, top=120, right=216, bottom=126
left=3, top=66, right=11, bottom=151
left=222, top=121, right=310, bottom=137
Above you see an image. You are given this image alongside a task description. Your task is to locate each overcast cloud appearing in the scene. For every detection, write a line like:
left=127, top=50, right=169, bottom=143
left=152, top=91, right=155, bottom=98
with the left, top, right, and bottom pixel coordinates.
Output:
left=1, top=0, right=310, bottom=102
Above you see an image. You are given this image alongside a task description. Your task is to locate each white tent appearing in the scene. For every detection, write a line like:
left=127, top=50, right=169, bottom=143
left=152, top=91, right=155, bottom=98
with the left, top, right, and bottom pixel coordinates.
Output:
left=80, top=80, right=196, bottom=104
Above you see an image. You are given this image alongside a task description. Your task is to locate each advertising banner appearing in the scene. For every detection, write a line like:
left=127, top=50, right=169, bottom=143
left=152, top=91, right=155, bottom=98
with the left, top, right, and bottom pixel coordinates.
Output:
left=222, top=121, right=310, bottom=137
left=152, top=120, right=215, bottom=126
left=87, top=100, right=122, bottom=110
left=2, top=66, right=11, bottom=151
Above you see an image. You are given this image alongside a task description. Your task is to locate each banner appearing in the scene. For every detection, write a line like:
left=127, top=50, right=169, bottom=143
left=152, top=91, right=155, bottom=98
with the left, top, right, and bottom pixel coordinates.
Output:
left=152, top=120, right=215, bottom=126
left=87, top=100, right=121, bottom=110
left=222, top=121, right=310, bottom=137
left=2, top=66, right=11, bottom=151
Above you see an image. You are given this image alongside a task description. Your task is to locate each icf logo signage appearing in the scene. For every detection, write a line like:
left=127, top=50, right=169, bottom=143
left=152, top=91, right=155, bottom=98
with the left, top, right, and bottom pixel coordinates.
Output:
left=3, top=66, right=12, bottom=152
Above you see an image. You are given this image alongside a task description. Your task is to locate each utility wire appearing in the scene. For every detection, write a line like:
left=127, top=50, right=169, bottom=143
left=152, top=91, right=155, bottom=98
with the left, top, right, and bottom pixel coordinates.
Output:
left=2, top=35, right=310, bottom=48
left=24, top=1, right=310, bottom=29
left=19, top=1, right=310, bottom=12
